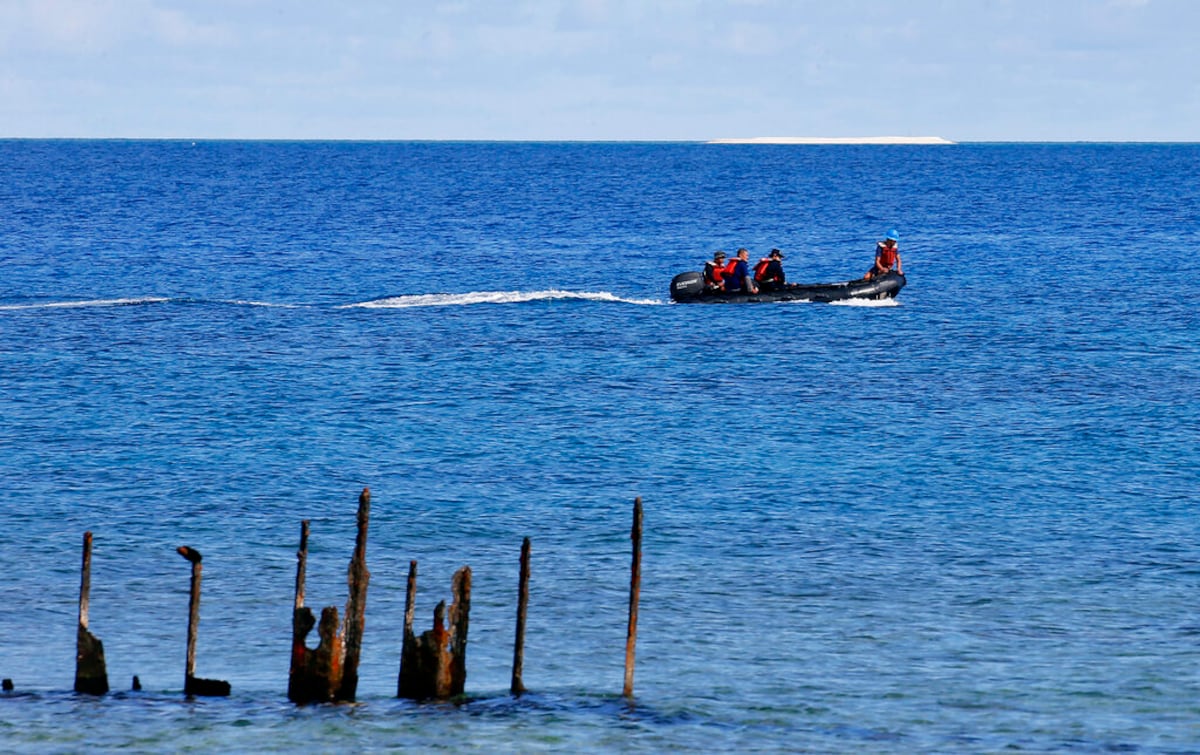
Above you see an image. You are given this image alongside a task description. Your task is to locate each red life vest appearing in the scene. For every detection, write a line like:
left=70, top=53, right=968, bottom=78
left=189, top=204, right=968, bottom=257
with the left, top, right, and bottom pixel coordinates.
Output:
left=876, top=243, right=898, bottom=269
left=753, top=258, right=771, bottom=281
left=705, top=261, right=726, bottom=284
left=720, top=260, right=740, bottom=286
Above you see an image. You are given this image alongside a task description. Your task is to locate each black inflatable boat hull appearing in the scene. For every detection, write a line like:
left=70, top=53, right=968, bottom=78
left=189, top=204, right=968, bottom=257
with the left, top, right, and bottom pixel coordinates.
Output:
left=669, top=270, right=905, bottom=303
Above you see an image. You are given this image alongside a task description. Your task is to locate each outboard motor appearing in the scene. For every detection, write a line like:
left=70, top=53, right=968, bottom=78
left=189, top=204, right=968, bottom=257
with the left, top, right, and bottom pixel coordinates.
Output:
left=670, top=271, right=706, bottom=302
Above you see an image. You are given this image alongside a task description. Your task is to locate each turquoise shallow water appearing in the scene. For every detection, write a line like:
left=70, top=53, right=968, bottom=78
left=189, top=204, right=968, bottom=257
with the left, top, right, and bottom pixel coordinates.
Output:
left=1, top=141, right=1198, bottom=752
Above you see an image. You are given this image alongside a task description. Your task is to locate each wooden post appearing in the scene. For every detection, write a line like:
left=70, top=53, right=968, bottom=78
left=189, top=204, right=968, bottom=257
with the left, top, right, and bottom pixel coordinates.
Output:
left=288, top=491, right=371, bottom=704
left=448, top=566, right=471, bottom=697
left=397, top=565, right=472, bottom=700
left=287, top=520, right=312, bottom=703
left=336, top=488, right=371, bottom=702
left=179, top=546, right=201, bottom=684
left=287, top=519, right=344, bottom=704
left=177, top=546, right=230, bottom=696
left=74, top=531, right=109, bottom=695
left=623, top=498, right=643, bottom=699
left=511, top=537, right=531, bottom=696
left=294, top=521, right=309, bottom=616
left=310, top=606, right=342, bottom=701
left=397, top=559, right=418, bottom=698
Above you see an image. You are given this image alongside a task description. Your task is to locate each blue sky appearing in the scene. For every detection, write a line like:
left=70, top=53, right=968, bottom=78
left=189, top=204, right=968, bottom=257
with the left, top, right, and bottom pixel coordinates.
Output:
left=1, top=0, right=1195, bottom=141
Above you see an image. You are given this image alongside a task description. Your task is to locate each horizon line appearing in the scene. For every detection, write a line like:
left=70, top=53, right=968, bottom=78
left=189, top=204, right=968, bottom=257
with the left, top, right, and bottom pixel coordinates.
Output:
left=708, top=136, right=955, bottom=145
left=1, top=136, right=1197, bottom=145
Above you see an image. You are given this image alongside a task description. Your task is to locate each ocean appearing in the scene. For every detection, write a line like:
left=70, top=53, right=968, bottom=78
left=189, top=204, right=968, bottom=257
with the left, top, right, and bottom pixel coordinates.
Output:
left=1, top=140, right=1197, bottom=752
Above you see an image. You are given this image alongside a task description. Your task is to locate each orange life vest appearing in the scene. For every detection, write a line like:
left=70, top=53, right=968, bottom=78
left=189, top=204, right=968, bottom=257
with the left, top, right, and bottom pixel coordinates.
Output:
left=753, top=258, right=772, bottom=281
left=876, top=243, right=898, bottom=269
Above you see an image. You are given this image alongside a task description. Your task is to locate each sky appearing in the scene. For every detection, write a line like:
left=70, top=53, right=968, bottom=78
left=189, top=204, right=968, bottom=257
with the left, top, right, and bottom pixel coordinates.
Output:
left=0, top=0, right=1196, bottom=141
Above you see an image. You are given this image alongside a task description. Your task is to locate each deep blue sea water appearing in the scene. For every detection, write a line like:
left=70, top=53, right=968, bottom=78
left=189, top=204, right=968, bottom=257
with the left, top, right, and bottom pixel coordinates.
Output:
left=1, top=140, right=1198, bottom=752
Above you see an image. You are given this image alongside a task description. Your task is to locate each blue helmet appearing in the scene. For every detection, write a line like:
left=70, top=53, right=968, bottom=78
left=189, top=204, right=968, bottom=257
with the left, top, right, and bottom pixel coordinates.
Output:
left=885, top=229, right=899, bottom=241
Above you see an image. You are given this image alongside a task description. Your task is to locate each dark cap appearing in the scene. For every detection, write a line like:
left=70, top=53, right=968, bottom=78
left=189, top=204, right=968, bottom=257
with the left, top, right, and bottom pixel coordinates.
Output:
left=714, top=250, right=726, bottom=259
left=770, top=248, right=784, bottom=259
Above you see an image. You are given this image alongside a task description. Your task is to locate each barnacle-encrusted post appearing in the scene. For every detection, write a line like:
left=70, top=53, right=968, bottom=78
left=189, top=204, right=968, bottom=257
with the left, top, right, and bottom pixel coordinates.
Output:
left=397, top=565, right=472, bottom=700
left=177, top=546, right=231, bottom=696
left=74, top=531, right=109, bottom=695
left=288, top=489, right=371, bottom=704
left=623, top=498, right=643, bottom=698
left=336, top=488, right=371, bottom=702
left=511, top=537, right=531, bottom=696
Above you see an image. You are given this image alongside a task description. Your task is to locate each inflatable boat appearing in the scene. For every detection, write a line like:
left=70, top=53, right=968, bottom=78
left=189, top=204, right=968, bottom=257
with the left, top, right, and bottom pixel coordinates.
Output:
left=669, top=270, right=906, bottom=303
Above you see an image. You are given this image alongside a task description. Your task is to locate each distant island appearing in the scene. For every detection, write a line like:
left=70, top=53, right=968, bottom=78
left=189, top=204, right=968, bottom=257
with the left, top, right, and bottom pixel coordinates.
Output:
left=707, top=136, right=955, bottom=145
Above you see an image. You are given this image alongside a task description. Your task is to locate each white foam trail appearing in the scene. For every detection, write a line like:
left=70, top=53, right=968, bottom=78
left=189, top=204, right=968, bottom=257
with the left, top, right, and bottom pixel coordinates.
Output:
left=343, top=290, right=663, bottom=309
left=829, top=297, right=901, bottom=307
left=0, top=297, right=171, bottom=311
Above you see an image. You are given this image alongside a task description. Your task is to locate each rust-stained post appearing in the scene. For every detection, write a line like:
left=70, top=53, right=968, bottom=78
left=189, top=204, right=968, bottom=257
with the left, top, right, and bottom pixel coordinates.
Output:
left=75, top=531, right=109, bottom=695
left=448, top=565, right=471, bottom=697
left=287, top=519, right=344, bottom=704
left=511, top=537, right=531, bottom=696
left=177, top=546, right=230, bottom=697
left=311, top=606, right=342, bottom=700
left=294, top=521, right=309, bottom=615
left=397, top=559, right=418, bottom=697
left=623, top=497, right=643, bottom=698
left=179, top=546, right=201, bottom=683
left=336, top=488, right=371, bottom=702
left=288, top=491, right=371, bottom=704
left=287, top=520, right=312, bottom=703
left=397, top=565, right=472, bottom=700
left=404, top=560, right=418, bottom=648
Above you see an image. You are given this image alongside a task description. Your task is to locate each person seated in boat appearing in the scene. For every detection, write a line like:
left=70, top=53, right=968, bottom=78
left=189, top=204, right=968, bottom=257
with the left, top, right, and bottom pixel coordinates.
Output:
left=723, top=248, right=759, bottom=294
left=864, top=230, right=902, bottom=280
left=753, top=248, right=787, bottom=292
left=703, top=250, right=727, bottom=291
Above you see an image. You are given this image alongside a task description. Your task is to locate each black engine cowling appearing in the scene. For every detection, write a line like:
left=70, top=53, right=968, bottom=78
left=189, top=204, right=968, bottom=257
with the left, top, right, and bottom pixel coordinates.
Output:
left=670, top=271, right=706, bottom=302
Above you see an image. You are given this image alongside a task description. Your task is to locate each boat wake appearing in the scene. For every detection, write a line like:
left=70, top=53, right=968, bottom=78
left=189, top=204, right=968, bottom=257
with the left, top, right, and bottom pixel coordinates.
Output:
left=0, top=297, right=309, bottom=311
left=0, top=292, right=890, bottom=312
left=0, top=297, right=172, bottom=311
left=829, top=297, right=901, bottom=307
left=343, top=290, right=663, bottom=309
left=2, top=291, right=672, bottom=313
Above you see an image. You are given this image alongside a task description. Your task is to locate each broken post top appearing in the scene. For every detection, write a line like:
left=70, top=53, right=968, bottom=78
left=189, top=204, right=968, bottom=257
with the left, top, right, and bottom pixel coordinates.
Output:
left=177, top=546, right=203, bottom=564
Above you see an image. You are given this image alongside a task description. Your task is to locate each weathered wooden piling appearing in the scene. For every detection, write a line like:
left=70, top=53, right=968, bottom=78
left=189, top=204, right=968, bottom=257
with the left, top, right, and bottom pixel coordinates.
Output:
left=397, top=564, right=472, bottom=700
left=74, top=531, right=109, bottom=695
left=337, top=488, right=371, bottom=702
left=288, top=520, right=315, bottom=702
left=287, top=489, right=371, bottom=704
left=397, top=559, right=418, bottom=696
left=448, top=566, right=471, bottom=697
left=511, top=537, right=531, bottom=696
left=288, top=520, right=342, bottom=704
left=623, top=497, right=643, bottom=699
left=177, top=546, right=231, bottom=697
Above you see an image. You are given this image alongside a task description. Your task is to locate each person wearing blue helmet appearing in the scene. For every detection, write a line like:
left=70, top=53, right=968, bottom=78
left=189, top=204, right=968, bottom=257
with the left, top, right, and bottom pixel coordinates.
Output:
left=864, top=229, right=902, bottom=279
